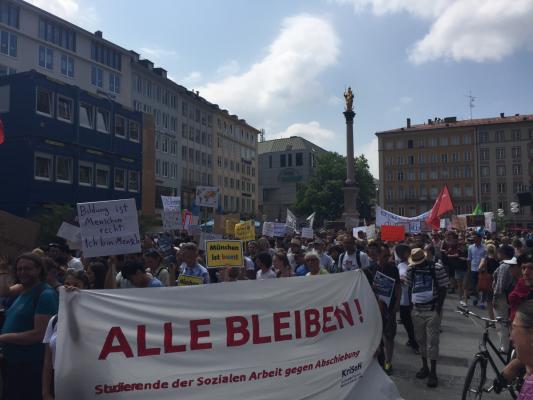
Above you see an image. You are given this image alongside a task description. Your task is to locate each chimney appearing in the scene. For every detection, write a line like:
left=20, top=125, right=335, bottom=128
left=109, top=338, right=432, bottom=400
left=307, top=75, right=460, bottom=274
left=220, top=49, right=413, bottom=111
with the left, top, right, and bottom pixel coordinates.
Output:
left=94, top=30, right=103, bottom=38
left=406, top=118, right=411, bottom=128
left=500, top=112, right=505, bottom=118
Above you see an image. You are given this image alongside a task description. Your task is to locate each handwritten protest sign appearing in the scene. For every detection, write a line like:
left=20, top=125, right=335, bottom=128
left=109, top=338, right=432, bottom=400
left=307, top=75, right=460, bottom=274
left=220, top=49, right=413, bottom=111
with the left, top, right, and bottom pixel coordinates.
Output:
left=161, top=196, right=181, bottom=211
left=205, top=240, right=244, bottom=268
left=366, top=225, right=376, bottom=240
left=177, top=274, right=203, bottom=286
left=373, top=271, right=396, bottom=307
left=234, top=220, right=255, bottom=241
left=262, top=222, right=287, bottom=237
left=162, top=211, right=181, bottom=230
left=57, top=222, right=81, bottom=244
left=195, top=186, right=219, bottom=208
left=380, top=225, right=405, bottom=242
left=301, top=227, right=314, bottom=239
left=451, top=215, right=467, bottom=231
left=77, top=198, right=141, bottom=257
left=0, top=210, right=40, bottom=259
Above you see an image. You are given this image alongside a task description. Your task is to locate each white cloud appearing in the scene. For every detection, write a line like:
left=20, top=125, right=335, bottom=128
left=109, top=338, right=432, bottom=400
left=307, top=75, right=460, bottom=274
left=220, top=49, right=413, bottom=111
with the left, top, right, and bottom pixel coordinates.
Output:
left=327, top=95, right=343, bottom=106
left=357, top=137, right=379, bottom=178
left=139, top=47, right=177, bottom=60
left=27, top=0, right=98, bottom=30
left=399, top=96, right=413, bottom=104
left=197, top=15, right=339, bottom=122
left=181, top=71, right=202, bottom=87
left=272, top=121, right=337, bottom=144
left=332, top=0, right=533, bottom=63
left=216, top=60, right=240, bottom=78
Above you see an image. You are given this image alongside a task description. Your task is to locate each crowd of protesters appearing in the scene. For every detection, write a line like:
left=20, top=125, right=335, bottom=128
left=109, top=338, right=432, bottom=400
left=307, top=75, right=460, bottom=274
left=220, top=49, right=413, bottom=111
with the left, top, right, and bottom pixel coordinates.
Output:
left=0, top=226, right=532, bottom=399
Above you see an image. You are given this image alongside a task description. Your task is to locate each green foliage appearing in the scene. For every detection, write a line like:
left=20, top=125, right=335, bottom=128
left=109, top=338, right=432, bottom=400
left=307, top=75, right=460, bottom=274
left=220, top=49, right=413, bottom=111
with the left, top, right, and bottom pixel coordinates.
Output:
left=294, top=152, right=376, bottom=224
left=138, top=211, right=161, bottom=236
left=32, top=203, right=76, bottom=245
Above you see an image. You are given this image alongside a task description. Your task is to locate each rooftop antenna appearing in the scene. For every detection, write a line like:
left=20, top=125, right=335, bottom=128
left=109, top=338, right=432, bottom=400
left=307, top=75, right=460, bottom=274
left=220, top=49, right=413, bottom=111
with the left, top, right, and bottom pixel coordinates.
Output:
left=259, top=129, right=265, bottom=142
left=466, top=90, right=476, bottom=120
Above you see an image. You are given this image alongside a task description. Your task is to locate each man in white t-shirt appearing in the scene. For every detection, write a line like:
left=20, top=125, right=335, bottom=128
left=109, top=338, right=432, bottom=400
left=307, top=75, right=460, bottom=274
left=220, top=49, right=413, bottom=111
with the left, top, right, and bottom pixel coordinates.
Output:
left=256, top=252, right=277, bottom=279
left=340, top=235, right=369, bottom=271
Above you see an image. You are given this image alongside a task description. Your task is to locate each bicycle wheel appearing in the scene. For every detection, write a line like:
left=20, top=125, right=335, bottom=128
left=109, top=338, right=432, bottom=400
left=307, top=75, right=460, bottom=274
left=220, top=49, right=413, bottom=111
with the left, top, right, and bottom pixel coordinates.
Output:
left=462, top=354, right=487, bottom=400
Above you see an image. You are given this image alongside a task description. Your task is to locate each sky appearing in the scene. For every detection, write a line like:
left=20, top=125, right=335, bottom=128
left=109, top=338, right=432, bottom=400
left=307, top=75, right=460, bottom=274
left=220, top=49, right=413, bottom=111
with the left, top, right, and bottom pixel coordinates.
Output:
left=29, top=0, right=533, bottom=177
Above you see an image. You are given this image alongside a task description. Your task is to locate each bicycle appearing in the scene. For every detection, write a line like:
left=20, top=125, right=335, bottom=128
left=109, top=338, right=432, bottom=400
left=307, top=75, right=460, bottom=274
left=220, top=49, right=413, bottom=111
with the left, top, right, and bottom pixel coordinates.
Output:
left=457, top=305, right=519, bottom=399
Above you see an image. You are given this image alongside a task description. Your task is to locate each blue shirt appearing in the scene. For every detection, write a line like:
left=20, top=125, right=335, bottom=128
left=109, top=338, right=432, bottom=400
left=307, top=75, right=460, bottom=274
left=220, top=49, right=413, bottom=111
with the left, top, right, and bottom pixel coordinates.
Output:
left=1, top=283, right=58, bottom=362
left=468, top=244, right=487, bottom=272
left=295, top=264, right=309, bottom=277
left=147, top=278, right=163, bottom=287
left=180, top=263, right=210, bottom=284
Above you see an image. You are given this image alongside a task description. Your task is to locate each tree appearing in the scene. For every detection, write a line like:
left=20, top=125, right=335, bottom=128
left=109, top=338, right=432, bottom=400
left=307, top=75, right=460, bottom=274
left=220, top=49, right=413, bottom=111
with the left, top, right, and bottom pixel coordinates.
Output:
left=294, top=152, right=376, bottom=225
left=33, top=203, right=76, bottom=245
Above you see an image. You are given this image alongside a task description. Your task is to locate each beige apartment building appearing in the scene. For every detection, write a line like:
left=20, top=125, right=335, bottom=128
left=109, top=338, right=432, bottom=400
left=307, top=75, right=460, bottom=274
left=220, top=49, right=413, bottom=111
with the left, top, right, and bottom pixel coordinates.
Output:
left=213, top=110, right=259, bottom=217
left=376, top=114, right=533, bottom=229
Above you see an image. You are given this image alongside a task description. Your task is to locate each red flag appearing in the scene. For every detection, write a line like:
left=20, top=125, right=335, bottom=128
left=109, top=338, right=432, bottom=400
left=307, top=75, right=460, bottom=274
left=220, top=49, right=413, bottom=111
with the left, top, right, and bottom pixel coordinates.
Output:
left=0, top=119, right=4, bottom=144
left=426, top=185, right=454, bottom=229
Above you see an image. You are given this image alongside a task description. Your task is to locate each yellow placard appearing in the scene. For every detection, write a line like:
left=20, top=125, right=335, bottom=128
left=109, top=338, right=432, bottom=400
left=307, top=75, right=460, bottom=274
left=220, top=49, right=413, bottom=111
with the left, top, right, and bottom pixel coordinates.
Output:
left=205, top=240, right=244, bottom=268
left=177, top=274, right=203, bottom=286
left=225, top=219, right=240, bottom=235
left=234, top=220, right=255, bottom=241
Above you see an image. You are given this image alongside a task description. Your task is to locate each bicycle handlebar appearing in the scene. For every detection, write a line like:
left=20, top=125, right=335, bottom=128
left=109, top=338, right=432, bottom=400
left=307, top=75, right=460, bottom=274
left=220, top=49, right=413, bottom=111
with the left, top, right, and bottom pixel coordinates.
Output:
left=456, top=305, right=508, bottom=326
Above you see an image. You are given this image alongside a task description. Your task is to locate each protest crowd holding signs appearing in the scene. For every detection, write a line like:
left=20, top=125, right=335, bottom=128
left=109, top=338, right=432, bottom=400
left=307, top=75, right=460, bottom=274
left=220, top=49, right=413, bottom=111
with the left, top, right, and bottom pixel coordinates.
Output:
left=0, top=187, right=532, bottom=400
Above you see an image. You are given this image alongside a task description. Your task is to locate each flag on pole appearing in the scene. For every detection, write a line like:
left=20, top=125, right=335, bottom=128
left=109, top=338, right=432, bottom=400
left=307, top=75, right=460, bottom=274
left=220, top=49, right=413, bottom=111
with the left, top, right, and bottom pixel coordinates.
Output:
left=286, top=209, right=297, bottom=232
left=0, top=119, right=4, bottom=145
left=306, top=212, right=316, bottom=229
left=426, top=185, right=454, bottom=229
left=473, top=203, right=483, bottom=216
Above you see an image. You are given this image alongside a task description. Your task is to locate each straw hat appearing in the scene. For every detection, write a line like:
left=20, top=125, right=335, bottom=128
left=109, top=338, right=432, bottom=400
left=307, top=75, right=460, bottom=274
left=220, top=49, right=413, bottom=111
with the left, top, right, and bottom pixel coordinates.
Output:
left=408, top=248, right=426, bottom=267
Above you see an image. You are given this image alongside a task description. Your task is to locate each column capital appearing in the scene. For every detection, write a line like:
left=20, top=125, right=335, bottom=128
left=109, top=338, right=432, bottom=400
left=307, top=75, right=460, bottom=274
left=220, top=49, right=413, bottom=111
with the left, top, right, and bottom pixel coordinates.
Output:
left=343, top=110, right=356, bottom=123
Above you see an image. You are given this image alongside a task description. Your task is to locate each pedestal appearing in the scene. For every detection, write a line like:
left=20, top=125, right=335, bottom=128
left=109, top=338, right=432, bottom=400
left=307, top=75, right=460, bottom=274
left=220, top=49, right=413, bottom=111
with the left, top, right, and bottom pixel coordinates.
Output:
left=342, top=184, right=359, bottom=229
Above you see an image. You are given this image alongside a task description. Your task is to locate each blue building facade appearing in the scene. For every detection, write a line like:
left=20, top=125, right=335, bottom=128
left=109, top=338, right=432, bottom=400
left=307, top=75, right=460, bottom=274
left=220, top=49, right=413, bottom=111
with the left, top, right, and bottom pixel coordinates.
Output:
left=0, top=71, right=143, bottom=217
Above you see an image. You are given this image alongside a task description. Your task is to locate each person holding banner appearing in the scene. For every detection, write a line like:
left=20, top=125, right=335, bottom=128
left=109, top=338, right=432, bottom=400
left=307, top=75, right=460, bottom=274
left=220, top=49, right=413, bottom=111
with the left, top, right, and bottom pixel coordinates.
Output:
left=178, top=242, right=209, bottom=284
left=121, top=260, right=164, bottom=288
left=0, top=253, right=59, bottom=400
left=304, top=252, right=329, bottom=276
left=144, top=249, right=170, bottom=286
left=273, top=252, right=293, bottom=277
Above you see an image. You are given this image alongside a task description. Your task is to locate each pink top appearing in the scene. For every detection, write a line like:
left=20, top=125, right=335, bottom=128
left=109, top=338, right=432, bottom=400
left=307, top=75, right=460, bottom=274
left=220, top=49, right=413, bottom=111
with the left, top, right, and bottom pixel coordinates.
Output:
left=519, top=374, right=533, bottom=400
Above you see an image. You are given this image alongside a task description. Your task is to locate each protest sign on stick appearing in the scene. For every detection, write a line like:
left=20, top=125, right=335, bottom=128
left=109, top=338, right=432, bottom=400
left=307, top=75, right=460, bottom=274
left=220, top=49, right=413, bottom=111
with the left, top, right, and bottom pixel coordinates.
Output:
left=161, top=196, right=181, bottom=211
left=380, top=225, right=405, bottom=242
left=177, top=274, right=203, bottom=286
left=77, top=198, right=141, bottom=257
left=301, top=227, right=314, bottom=239
left=235, top=221, right=255, bottom=241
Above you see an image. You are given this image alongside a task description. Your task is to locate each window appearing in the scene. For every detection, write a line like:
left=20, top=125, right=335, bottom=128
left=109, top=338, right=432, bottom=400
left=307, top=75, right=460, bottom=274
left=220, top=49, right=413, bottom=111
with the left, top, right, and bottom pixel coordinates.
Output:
left=189, top=148, right=194, bottom=162
left=513, top=182, right=526, bottom=193
left=463, top=135, right=472, bottom=144
left=407, top=155, right=414, bottom=165
left=1, top=3, right=19, bottom=28
left=512, top=147, right=521, bottom=159
left=162, top=137, right=169, bottom=153
left=34, top=152, right=52, bottom=181
left=513, top=164, right=522, bottom=176
left=115, top=115, right=126, bottom=138
left=91, top=65, right=103, bottom=88
left=90, top=41, right=121, bottom=71
left=440, top=137, right=448, bottom=146
left=496, top=147, right=505, bottom=159
left=55, top=156, right=72, bottom=183
left=36, top=87, right=53, bottom=117
left=385, top=141, right=393, bottom=150
left=287, top=154, right=292, bottom=166
left=397, top=171, right=404, bottom=181
left=170, top=140, right=177, bottom=155
left=481, top=183, right=490, bottom=194
left=464, top=186, right=474, bottom=197
left=429, top=168, right=437, bottom=180
left=430, top=187, right=439, bottom=198
left=441, top=154, right=448, bottom=163
left=512, top=129, right=521, bottom=141
left=268, top=155, right=272, bottom=168
left=189, top=127, right=194, bottom=141
left=129, top=121, right=140, bottom=142
left=56, top=96, right=72, bottom=123
left=95, top=165, right=109, bottom=188
left=407, top=139, right=414, bottom=149
left=128, top=170, right=139, bottom=192
left=419, top=169, right=426, bottom=180
left=60, top=54, right=74, bottom=77
left=280, top=154, right=286, bottom=167
left=497, top=182, right=506, bottom=194
left=155, top=135, right=160, bottom=151
left=480, top=166, right=490, bottom=177
left=0, top=64, right=15, bottom=76
left=79, top=103, right=94, bottom=128
left=496, top=130, right=505, bottom=142
left=38, top=46, right=53, bottom=70
left=386, top=171, right=392, bottom=181
left=96, top=109, right=109, bottom=133
left=496, top=165, right=506, bottom=176
left=452, top=186, right=461, bottom=197
left=78, top=161, right=93, bottom=186
left=440, top=168, right=448, bottom=179
left=480, top=148, right=489, bottom=161
left=109, top=73, right=120, bottom=94
left=397, top=155, right=403, bottom=165
left=182, top=146, right=187, bottom=161
left=452, top=153, right=459, bottom=162
left=452, top=166, right=460, bottom=178
left=38, top=17, right=76, bottom=51
left=418, top=154, right=425, bottom=164
left=464, top=151, right=472, bottom=161
left=395, top=140, right=405, bottom=149
left=293, top=152, right=302, bottom=166
left=428, top=138, right=437, bottom=147
left=451, top=136, right=460, bottom=145
left=479, top=131, right=489, bottom=143
left=0, top=30, right=17, bottom=57
left=464, top=166, right=472, bottom=178
left=195, top=150, right=200, bottom=164
left=114, top=168, right=125, bottom=190
left=408, top=170, right=415, bottom=180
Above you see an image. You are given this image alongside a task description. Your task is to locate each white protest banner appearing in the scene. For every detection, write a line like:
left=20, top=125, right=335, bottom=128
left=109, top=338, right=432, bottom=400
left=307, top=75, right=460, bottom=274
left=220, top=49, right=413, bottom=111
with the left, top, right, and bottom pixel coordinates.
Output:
left=77, top=198, right=141, bottom=257
left=286, top=209, right=297, bottom=232
left=161, top=196, right=181, bottom=211
left=195, top=186, right=219, bottom=208
left=162, top=211, right=182, bottom=230
left=199, top=232, right=223, bottom=251
left=373, top=271, right=395, bottom=307
left=57, top=222, right=81, bottom=244
left=262, top=222, right=275, bottom=237
left=301, top=227, right=314, bottom=239
left=375, top=206, right=429, bottom=233
left=55, top=270, right=401, bottom=400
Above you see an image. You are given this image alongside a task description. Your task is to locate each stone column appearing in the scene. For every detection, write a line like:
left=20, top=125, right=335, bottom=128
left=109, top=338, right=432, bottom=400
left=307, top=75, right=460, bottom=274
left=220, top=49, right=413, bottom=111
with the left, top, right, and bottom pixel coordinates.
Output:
left=342, top=88, right=359, bottom=229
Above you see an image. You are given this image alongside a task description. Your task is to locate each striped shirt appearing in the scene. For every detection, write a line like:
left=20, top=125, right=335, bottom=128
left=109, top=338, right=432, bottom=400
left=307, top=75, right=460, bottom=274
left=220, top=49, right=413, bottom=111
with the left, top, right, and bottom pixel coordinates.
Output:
left=406, top=261, right=449, bottom=311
